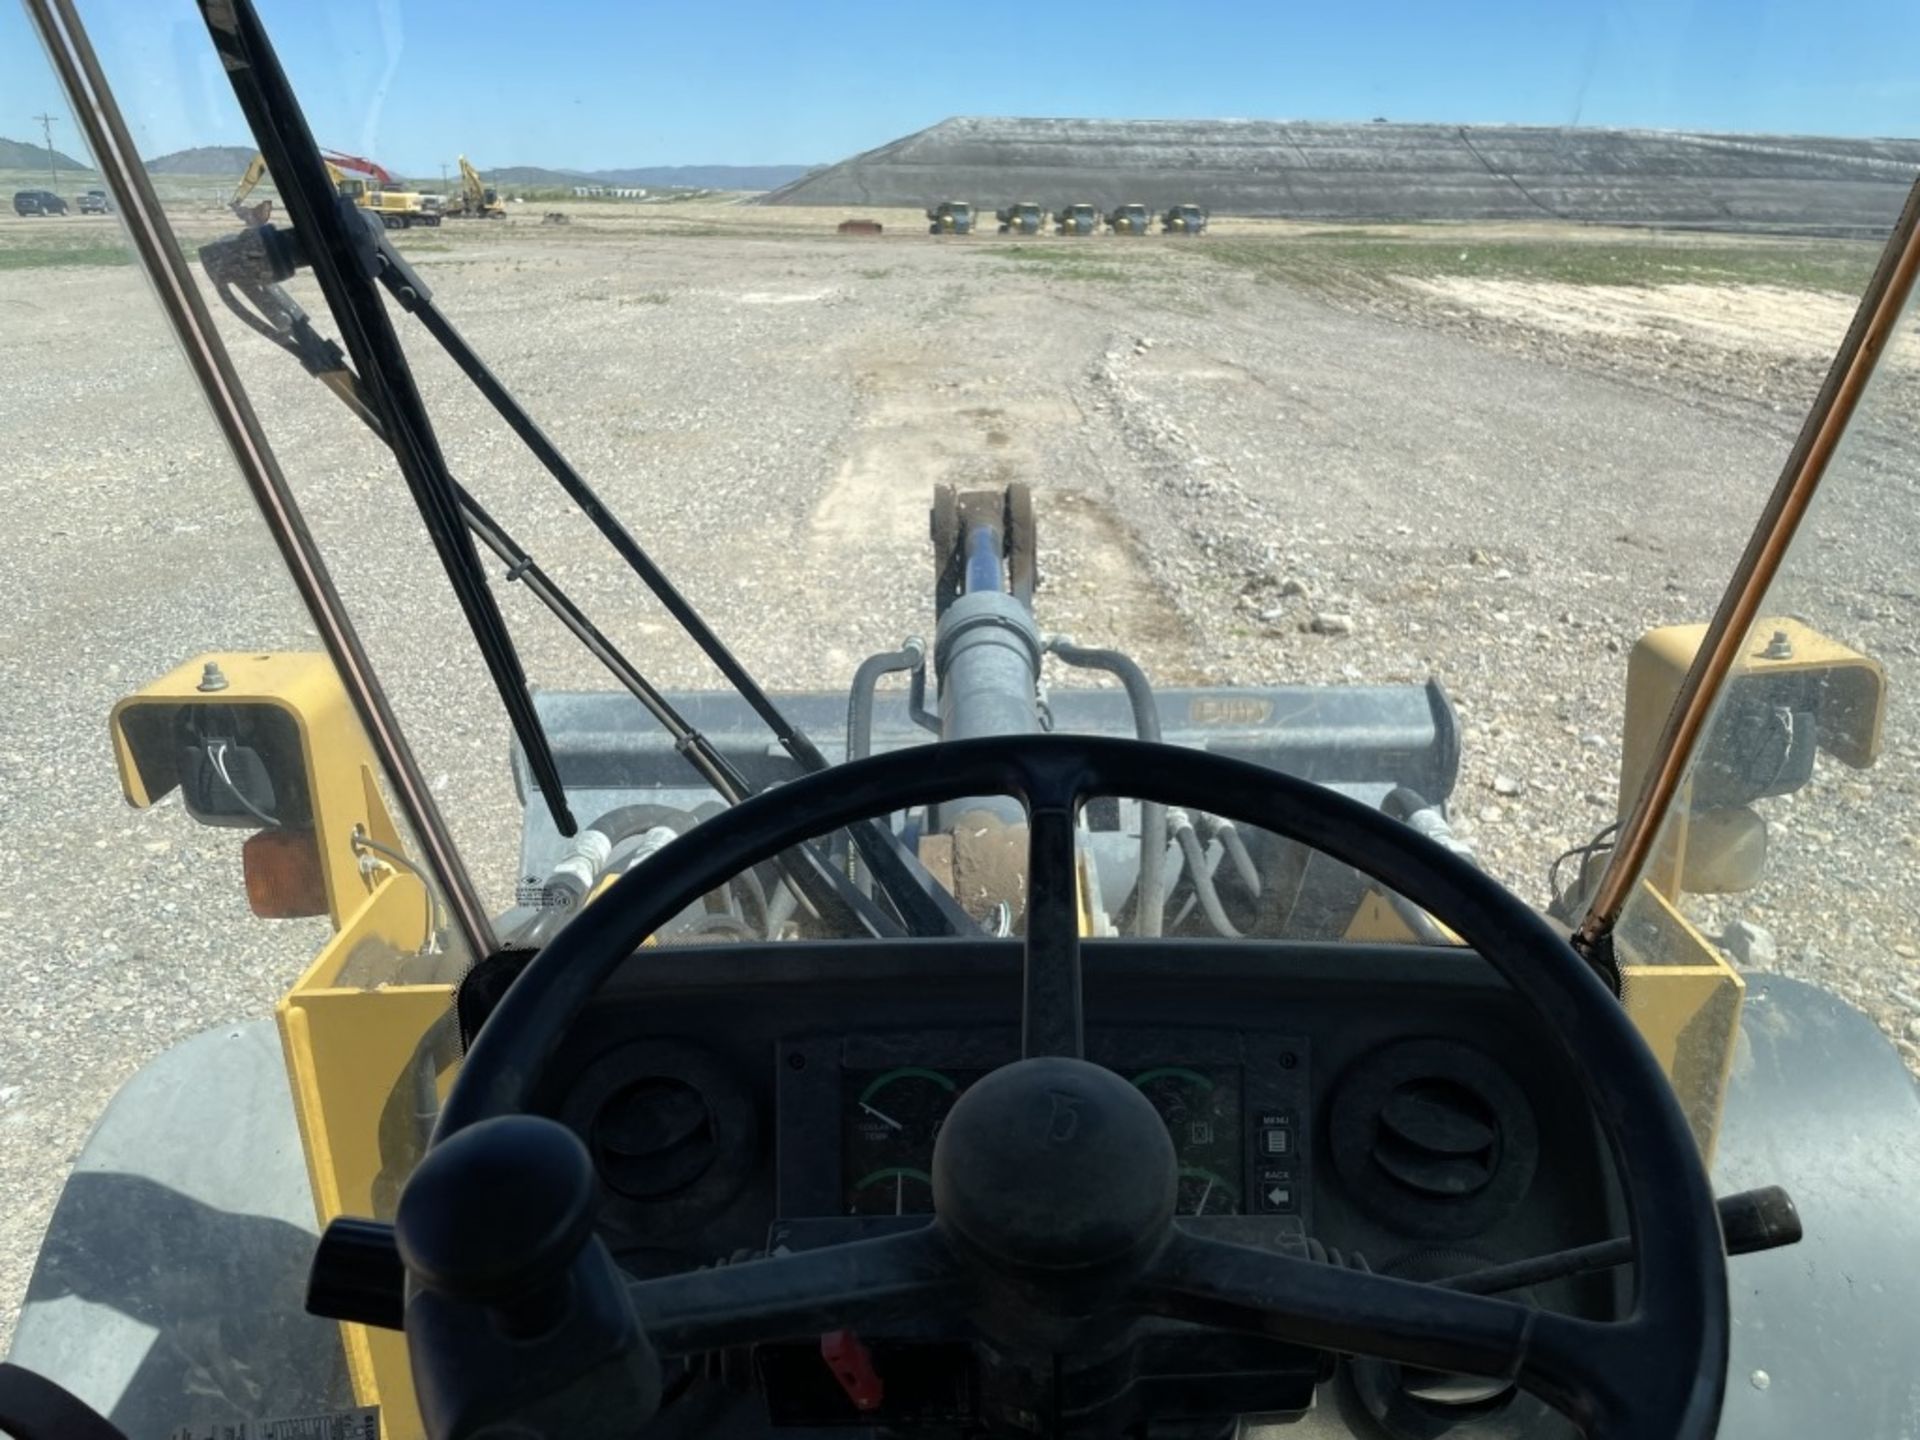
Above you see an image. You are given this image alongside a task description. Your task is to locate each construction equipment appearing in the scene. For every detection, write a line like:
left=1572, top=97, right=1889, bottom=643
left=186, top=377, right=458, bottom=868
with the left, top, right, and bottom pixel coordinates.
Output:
left=322, top=149, right=441, bottom=229
left=926, top=199, right=974, bottom=234
left=1055, top=200, right=1099, bottom=234
left=230, top=148, right=441, bottom=228
left=1161, top=202, right=1208, bottom=234
left=10, top=4, right=1920, bottom=1439
left=995, top=200, right=1046, bottom=235
left=443, top=154, right=506, bottom=219
left=228, top=150, right=273, bottom=222
left=1106, top=201, right=1152, bottom=235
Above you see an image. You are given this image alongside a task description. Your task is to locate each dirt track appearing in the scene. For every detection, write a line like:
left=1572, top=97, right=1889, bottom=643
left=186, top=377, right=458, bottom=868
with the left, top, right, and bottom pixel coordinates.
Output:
left=2, top=203, right=1917, bottom=1348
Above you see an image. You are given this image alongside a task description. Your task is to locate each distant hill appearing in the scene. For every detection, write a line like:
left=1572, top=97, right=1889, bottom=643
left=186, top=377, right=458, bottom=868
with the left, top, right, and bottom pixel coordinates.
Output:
left=489, top=165, right=588, bottom=186
left=586, top=164, right=816, bottom=189
left=145, top=145, right=256, bottom=175
left=761, top=114, right=1920, bottom=235
left=0, top=135, right=90, bottom=172
left=111, top=147, right=815, bottom=191
left=487, top=162, right=816, bottom=190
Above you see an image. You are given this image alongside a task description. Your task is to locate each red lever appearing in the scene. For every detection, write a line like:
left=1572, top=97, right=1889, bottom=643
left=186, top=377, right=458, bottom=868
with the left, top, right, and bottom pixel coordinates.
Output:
left=820, top=1328, right=884, bottom=1411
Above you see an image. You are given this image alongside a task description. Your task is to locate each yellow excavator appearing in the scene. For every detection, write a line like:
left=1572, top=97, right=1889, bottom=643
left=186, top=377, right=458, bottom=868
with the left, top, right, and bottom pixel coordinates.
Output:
left=228, top=149, right=277, bottom=224
left=444, top=154, right=506, bottom=219
left=230, top=148, right=442, bottom=229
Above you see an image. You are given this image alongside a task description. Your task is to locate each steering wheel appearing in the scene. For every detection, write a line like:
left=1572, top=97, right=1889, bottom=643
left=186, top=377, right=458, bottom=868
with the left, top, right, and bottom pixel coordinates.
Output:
left=395, top=736, right=1727, bottom=1439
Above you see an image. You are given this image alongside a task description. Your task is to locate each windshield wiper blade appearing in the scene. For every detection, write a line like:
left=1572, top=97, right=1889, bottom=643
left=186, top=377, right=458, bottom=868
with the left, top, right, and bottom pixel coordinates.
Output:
left=198, top=0, right=578, bottom=838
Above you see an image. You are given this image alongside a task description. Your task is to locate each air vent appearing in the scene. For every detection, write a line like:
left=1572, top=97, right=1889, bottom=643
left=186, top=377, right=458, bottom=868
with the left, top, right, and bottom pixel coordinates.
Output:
left=1329, top=1039, right=1537, bottom=1239
left=559, top=1038, right=758, bottom=1233
left=594, top=1076, right=717, bottom=1198
left=1373, top=1077, right=1499, bottom=1197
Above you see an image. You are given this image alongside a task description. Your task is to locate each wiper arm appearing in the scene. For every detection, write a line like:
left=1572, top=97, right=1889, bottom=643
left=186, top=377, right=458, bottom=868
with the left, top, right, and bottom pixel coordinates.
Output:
left=198, top=0, right=578, bottom=837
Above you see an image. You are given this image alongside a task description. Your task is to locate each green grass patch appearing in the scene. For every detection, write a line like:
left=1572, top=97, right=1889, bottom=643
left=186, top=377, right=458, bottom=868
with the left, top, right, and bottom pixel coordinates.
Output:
left=993, top=244, right=1134, bottom=283
left=0, top=242, right=132, bottom=269
left=1202, top=233, right=1878, bottom=295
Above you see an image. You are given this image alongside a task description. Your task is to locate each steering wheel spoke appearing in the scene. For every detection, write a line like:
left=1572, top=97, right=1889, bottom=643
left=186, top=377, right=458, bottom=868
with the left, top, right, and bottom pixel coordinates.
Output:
left=1146, top=1231, right=1536, bottom=1384
left=628, top=1222, right=965, bottom=1357
left=1144, top=1231, right=1656, bottom=1434
left=1015, top=752, right=1091, bottom=1059
left=1022, top=801, right=1084, bottom=1058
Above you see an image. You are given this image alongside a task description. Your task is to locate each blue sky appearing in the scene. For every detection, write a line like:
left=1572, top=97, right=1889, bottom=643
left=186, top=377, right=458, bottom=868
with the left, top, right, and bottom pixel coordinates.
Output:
left=7, top=0, right=1917, bottom=176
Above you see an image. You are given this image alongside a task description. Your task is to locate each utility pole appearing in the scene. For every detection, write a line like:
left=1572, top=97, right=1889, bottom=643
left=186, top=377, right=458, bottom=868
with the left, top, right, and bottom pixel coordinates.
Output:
left=440, top=161, right=449, bottom=188
left=33, top=111, right=59, bottom=191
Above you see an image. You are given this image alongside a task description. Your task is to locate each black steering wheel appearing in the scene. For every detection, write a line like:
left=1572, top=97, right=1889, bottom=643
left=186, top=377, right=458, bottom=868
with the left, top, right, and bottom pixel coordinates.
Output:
left=396, top=736, right=1727, bottom=1439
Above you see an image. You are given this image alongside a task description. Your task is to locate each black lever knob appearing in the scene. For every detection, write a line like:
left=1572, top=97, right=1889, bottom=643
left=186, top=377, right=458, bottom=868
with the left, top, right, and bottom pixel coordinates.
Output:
left=308, top=1216, right=405, bottom=1330
left=1718, top=1184, right=1802, bottom=1256
left=395, top=1115, right=598, bottom=1321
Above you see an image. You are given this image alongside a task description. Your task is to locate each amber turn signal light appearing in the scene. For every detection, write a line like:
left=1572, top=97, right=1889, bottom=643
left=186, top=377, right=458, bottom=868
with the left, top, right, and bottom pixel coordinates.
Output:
left=243, top=826, right=329, bottom=919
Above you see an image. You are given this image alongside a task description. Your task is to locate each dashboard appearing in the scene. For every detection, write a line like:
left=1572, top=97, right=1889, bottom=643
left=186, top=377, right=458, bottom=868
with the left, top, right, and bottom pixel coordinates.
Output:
left=527, top=937, right=1623, bottom=1303
left=803, top=1037, right=1290, bottom=1222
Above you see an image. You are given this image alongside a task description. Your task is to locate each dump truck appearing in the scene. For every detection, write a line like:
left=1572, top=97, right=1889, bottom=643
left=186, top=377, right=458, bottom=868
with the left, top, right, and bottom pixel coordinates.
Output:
left=926, top=199, right=974, bottom=234
left=995, top=201, right=1046, bottom=235
left=1161, top=202, right=1208, bottom=234
left=1107, top=201, right=1152, bottom=235
left=1055, top=201, right=1100, bottom=234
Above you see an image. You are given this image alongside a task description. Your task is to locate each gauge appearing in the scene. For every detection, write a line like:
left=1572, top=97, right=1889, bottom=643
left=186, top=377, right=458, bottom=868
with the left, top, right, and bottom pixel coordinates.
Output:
left=848, top=1165, right=935, bottom=1216
left=841, top=1066, right=988, bottom=1215
left=1130, top=1066, right=1244, bottom=1216
left=1177, top=1165, right=1239, bottom=1217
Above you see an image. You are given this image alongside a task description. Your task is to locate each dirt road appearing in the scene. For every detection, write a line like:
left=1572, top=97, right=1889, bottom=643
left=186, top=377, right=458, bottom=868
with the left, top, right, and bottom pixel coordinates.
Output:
left=2, top=205, right=1915, bottom=1346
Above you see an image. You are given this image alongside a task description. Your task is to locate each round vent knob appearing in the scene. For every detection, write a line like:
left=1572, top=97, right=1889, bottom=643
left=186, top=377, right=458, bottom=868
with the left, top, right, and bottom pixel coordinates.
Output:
left=593, top=1076, right=717, bottom=1198
left=560, top=1039, right=758, bottom=1228
left=1373, top=1077, right=1499, bottom=1197
left=1329, top=1039, right=1537, bottom=1239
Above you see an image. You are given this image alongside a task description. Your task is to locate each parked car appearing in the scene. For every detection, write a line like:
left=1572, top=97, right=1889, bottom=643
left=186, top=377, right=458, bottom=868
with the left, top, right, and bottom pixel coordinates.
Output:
left=77, top=189, right=109, bottom=215
left=13, top=189, right=69, bottom=216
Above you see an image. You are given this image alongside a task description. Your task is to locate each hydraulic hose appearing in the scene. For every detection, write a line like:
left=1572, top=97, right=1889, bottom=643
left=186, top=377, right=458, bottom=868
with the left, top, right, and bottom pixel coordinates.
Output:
left=847, top=640, right=928, bottom=762
left=1170, top=808, right=1243, bottom=939
left=1383, top=786, right=1478, bottom=865
left=1045, top=638, right=1167, bottom=937
left=1197, top=813, right=1262, bottom=897
left=519, top=803, right=700, bottom=947
left=846, top=640, right=928, bottom=897
left=1377, top=786, right=1468, bottom=943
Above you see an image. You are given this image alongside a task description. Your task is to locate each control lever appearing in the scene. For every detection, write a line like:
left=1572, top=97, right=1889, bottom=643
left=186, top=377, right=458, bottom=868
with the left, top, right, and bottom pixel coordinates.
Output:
left=1440, top=1185, right=1802, bottom=1296
left=392, top=1115, right=662, bottom=1439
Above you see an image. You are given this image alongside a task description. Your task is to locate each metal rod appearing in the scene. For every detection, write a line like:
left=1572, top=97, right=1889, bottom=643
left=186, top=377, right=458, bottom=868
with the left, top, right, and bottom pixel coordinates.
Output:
left=26, top=0, right=499, bottom=962
left=1577, top=178, right=1920, bottom=950
left=375, top=255, right=973, bottom=937
left=387, top=274, right=836, bottom=769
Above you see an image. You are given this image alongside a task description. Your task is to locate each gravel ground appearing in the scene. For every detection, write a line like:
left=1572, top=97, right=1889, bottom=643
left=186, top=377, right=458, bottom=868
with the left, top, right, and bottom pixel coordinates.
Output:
left=2, top=204, right=1916, bottom=1349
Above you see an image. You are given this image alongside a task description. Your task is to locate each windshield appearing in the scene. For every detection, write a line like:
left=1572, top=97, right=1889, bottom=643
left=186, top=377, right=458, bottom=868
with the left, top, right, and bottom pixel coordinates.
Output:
left=5, top=0, right=1920, bottom=1422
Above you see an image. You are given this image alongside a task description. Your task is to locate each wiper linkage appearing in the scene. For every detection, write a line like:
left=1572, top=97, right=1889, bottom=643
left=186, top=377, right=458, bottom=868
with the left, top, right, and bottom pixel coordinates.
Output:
left=199, top=0, right=577, bottom=839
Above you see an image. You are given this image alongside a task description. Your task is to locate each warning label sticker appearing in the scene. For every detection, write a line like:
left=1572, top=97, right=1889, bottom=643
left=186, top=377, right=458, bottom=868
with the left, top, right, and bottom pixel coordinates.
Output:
left=167, top=1407, right=380, bottom=1440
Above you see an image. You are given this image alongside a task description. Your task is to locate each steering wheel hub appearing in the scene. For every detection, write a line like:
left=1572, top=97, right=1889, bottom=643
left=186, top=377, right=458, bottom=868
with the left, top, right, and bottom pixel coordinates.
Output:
left=932, top=1056, right=1177, bottom=1273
